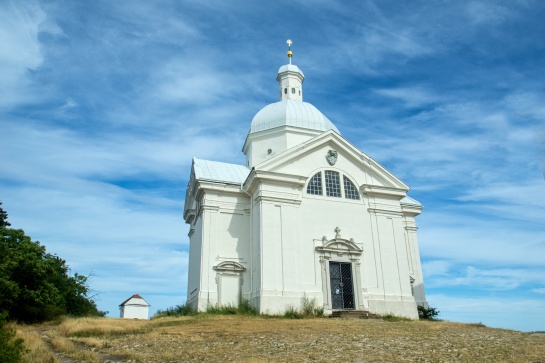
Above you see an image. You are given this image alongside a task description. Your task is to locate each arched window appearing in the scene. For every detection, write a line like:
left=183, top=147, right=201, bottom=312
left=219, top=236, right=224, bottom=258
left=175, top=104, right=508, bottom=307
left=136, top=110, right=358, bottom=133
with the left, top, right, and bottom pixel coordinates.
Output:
left=284, top=88, right=287, bottom=94
left=306, top=171, right=360, bottom=201
left=343, top=176, right=360, bottom=200
left=307, top=172, right=322, bottom=195
left=291, top=88, right=295, bottom=94
left=324, top=171, right=341, bottom=197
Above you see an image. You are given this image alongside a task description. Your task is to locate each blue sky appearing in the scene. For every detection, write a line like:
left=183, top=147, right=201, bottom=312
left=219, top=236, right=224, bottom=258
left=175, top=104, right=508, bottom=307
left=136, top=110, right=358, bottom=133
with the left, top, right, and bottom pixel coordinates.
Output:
left=1, top=0, right=544, bottom=332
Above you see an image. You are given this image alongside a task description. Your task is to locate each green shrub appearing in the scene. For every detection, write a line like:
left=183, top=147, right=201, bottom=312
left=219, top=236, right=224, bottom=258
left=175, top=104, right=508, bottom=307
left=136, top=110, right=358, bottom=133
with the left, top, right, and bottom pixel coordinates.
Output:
left=300, top=293, right=317, bottom=317
left=153, top=302, right=196, bottom=318
left=313, top=306, right=325, bottom=317
left=418, top=305, right=440, bottom=320
left=284, top=294, right=324, bottom=319
left=283, top=305, right=303, bottom=319
left=0, top=313, right=26, bottom=363
left=155, top=298, right=258, bottom=318
left=205, top=298, right=258, bottom=316
left=382, top=314, right=411, bottom=322
left=237, top=298, right=258, bottom=316
left=206, top=303, right=238, bottom=315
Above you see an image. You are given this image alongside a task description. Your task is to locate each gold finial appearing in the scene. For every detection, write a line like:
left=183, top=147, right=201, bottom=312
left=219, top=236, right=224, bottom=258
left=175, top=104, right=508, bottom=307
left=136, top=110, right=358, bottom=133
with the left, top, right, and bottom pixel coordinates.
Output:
left=286, top=39, right=293, bottom=64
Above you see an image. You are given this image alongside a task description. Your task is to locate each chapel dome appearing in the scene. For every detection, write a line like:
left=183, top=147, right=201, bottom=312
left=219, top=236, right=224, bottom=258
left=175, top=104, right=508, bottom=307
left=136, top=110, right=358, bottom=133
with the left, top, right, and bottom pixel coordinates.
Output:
left=249, top=100, right=340, bottom=135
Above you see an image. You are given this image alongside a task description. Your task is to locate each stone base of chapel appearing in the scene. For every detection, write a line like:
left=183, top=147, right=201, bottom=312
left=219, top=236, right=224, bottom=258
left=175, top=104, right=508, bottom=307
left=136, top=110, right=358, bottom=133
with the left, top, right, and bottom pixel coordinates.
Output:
left=367, top=299, right=419, bottom=320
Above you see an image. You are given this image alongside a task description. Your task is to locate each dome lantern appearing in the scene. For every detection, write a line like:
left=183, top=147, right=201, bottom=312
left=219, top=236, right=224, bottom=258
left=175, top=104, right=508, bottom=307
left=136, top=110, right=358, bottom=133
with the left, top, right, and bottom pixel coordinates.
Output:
left=277, top=39, right=304, bottom=101
left=243, top=40, right=339, bottom=167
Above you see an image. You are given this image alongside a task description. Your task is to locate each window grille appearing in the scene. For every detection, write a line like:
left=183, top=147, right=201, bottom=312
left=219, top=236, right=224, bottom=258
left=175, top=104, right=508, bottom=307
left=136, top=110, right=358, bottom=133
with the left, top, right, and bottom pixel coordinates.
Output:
left=325, top=171, right=341, bottom=197
left=343, top=176, right=360, bottom=200
left=307, top=172, right=322, bottom=195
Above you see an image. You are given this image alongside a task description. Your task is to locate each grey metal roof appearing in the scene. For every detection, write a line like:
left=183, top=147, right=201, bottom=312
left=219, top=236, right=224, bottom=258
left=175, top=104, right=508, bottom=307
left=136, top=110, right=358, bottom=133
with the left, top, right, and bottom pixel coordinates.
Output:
left=400, top=196, right=422, bottom=207
left=277, top=64, right=305, bottom=78
left=249, top=100, right=340, bottom=135
left=193, top=158, right=250, bottom=184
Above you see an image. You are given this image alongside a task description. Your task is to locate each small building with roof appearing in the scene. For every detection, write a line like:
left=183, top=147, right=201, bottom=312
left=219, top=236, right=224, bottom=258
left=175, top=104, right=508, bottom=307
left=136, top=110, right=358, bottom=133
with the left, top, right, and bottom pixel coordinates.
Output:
left=119, top=294, right=150, bottom=319
left=183, top=41, right=427, bottom=318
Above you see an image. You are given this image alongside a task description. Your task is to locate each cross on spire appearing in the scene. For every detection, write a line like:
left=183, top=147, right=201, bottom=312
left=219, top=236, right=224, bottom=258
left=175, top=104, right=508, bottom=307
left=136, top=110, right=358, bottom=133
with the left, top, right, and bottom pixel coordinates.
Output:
left=286, top=39, right=293, bottom=64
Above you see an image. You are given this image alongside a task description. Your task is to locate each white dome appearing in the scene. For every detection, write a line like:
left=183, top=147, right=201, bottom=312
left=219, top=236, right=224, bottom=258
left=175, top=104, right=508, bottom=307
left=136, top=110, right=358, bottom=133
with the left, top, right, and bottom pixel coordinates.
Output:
left=249, top=100, right=340, bottom=135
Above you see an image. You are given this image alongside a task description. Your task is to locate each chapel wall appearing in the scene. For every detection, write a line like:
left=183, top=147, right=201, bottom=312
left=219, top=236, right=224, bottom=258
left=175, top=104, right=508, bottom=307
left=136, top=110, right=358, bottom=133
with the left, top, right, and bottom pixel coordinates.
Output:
left=402, top=213, right=427, bottom=307
left=188, top=188, right=251, bottom=311
left=245, top=131, right=288, bottom=167
left=186, top=214, right=203, bottom=309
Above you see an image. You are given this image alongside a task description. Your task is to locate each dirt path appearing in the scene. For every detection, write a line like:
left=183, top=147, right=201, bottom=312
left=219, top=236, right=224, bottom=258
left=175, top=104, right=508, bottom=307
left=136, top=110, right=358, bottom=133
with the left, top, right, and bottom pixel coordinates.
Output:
left=38, top=326, right=125, bottom=363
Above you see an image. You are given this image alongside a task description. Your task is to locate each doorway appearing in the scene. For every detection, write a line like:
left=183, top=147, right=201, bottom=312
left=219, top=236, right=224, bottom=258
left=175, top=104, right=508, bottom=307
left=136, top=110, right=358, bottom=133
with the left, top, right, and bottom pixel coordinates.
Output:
left=329, top=261, right=355, bottom=309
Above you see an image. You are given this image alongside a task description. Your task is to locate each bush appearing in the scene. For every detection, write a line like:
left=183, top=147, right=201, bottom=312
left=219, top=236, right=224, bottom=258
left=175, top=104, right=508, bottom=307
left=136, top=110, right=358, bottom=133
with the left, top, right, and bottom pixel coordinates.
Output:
left=300, top=293, right=324, bottom=317
left=206, top=303, right=238, bottom=315
left=205, top=298, right=258, bottom=316
left=418, top=305, right=440, bottom=320
left=237, top=298, right=258, bottom=316
left=382, top=314, right=411, bottom=322
left=283, top=305, right=303, bottom=319
left=283, top=293, right=324, bottom=319
left=154, top=298, right=258, bottom=318
left=300, top=294, right=316, bottom=317
left=153, top=302, right=196, bottom=318
left=0, top=313, right=25, bottom=363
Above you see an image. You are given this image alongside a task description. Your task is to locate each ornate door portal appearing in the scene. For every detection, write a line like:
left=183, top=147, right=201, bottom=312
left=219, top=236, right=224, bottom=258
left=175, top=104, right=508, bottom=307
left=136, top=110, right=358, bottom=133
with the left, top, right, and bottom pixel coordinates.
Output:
left=329, top=262, right=354, bottom=309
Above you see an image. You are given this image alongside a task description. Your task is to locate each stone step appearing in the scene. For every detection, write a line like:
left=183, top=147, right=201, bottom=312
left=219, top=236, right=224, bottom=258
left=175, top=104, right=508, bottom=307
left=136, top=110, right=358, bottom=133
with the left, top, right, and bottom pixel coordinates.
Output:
left=330, top=310, right=381, bottom=319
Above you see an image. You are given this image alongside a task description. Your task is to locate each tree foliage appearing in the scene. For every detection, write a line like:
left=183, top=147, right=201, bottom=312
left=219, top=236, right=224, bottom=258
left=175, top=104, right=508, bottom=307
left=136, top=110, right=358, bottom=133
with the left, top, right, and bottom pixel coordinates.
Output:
left=0, top=313, right=25, bottom=363
left=0, top=201, right=10, bottom=227
left=0, top=205, right=104, bottom=323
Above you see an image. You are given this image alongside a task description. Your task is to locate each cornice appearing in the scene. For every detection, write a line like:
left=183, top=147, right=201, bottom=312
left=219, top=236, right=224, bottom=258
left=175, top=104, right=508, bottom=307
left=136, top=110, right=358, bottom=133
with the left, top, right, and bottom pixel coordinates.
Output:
left=361, top=184, right=408, bottom=199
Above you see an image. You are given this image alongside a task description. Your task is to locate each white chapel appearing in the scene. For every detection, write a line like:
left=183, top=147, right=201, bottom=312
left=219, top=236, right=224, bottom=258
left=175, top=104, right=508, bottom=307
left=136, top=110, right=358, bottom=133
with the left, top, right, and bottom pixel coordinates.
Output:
left=183, top=42, right=427, bottom=319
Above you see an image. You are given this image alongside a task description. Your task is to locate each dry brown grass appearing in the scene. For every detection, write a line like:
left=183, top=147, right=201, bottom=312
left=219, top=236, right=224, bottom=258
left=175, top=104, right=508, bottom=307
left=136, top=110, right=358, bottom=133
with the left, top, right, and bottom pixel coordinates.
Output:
left=15, top=324, right=59, bottom=363
left=48, top=334, right=101, bottom=363
left=23, top=315, right=545, bottom=362
left=55, top=316, right=149, bottom=337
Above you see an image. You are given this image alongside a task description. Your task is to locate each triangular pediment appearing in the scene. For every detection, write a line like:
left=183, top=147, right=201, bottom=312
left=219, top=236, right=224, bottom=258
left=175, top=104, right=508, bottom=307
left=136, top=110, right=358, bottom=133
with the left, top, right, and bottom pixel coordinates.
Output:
left=250, top=130, right=409, bottom=191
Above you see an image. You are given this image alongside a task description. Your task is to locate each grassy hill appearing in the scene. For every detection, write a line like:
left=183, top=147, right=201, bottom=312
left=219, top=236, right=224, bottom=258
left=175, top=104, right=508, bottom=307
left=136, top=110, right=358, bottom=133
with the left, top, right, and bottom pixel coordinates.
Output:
left=14, top=315, right=545, bottom=362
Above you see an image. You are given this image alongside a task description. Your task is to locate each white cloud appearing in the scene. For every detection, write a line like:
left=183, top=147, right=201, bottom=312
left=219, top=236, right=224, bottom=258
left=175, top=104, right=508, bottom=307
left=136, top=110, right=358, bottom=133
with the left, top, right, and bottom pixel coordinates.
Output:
left=419, top=214, right=545, bottom=266
left=465, top=1, right=511, bottom=25
left=422, top=260, right=452, bottom=278
left=0, top=1, right=47, bottom=107
left=425, top=265, right=545, bottom=290
left=374, top=87, right=443, bottom=108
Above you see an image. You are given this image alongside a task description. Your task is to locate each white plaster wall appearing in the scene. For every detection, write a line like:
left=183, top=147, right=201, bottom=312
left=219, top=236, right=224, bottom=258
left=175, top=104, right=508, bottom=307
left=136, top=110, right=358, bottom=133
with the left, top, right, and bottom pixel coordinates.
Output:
left=189, top=133, right=425, bottom=319
left=245, top=127, right=322, bottom=167
left=247, top=140, right=420, bottom=318
left=403, top=215, right=427, bottom=307
left=121, top=305, right=149, bottom=319
left=189, top=188, right=251, bottom=311
left=187, top=215, right=203, bottom=309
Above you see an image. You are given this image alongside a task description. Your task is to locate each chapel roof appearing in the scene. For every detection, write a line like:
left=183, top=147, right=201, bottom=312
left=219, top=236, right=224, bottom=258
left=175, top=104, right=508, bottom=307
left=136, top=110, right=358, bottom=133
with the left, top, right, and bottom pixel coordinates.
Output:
left=119, top=294, right=150, bottom=306
left=249, top=100, right=340, bottom=135
left=400, top=196, right=422, bottom=207
left=277, top=64, right=304, bottom=78
left=193, top=158, right=249, bottom=184
left=247, top=40, right=339, bottom=136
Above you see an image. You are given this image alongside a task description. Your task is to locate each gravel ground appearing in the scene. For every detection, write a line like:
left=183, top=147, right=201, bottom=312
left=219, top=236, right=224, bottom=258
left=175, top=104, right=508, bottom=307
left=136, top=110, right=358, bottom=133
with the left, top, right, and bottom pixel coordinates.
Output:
left=51, top=316, right=545, bottom=363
